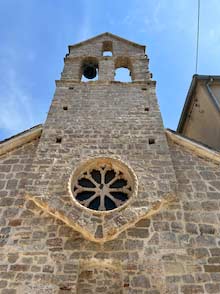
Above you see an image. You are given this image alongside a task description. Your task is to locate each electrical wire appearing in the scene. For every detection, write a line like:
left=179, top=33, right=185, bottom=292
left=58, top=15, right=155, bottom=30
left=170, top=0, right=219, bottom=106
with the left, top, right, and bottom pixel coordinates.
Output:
left=195, top=0, right=200, bottom=74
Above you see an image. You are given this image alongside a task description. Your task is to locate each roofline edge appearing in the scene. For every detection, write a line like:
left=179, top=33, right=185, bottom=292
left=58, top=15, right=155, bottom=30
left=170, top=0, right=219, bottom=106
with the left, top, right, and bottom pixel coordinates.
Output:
left=177, top=74, right=198, bottom=133
left=177, top=74, right=220, bottom=133
left=166, top=129, right=220, bottom=164
left=68, top=32, right=146, bottom=53
left=0, top=125, right=43, bottom=156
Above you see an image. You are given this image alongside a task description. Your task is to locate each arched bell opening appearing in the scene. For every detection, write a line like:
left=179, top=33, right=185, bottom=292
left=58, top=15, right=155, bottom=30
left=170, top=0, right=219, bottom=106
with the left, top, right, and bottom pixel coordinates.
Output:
left=115, top=68, right=131, bottom=82
left=80, top=57, right=99, bottom=82
left=114, top=57, right=133, bottom=82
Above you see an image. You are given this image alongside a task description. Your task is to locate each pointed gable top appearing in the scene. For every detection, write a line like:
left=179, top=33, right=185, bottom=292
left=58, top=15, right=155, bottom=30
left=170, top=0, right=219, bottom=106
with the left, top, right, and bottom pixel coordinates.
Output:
left=68, top=32, right=145, bottom=52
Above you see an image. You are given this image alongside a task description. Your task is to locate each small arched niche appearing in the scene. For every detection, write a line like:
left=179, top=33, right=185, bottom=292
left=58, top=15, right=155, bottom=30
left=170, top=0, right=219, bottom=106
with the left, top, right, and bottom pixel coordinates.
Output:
left=102, top=41, right=113, bottom=56
left=114, top=57, right=133, bottom=82
left=80, top=57, right=99, bottom=82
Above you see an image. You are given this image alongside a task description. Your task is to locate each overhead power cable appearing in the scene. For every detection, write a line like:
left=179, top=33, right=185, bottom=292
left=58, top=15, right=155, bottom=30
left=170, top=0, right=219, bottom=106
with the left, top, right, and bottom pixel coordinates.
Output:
left=195, top=0, right=200, bottom=74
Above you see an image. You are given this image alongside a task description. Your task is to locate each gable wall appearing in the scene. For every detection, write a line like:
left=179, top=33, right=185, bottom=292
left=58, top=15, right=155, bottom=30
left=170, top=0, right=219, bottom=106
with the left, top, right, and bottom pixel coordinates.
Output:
left=69, top=35, right=144, bottom=57
left=1, top=136, right=220, bottom=293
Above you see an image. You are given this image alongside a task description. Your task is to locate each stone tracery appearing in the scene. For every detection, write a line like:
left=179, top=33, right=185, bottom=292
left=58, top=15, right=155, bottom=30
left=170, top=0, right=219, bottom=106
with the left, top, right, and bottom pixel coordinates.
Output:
left=70, top=158, right=135, bottom=212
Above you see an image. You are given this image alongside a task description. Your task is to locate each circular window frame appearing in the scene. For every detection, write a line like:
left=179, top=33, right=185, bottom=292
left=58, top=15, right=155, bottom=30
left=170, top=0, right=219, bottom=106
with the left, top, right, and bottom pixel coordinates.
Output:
left=68, top=157, right=138, bottom=215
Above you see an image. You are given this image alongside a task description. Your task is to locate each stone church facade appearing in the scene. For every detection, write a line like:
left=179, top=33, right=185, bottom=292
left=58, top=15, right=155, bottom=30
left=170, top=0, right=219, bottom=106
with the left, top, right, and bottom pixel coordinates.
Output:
left=0, top=33, right=220, bottom=294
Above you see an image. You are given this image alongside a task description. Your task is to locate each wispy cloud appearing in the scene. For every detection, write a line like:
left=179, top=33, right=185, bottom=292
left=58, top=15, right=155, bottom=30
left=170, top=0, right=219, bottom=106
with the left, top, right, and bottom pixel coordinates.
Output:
left=107, top=1, right=167, bottom=34
left=143, top=1, right=166, bottom=33
left=75, top=0, right=93, bottom=42
left=0, top=65, right=34, bottom=138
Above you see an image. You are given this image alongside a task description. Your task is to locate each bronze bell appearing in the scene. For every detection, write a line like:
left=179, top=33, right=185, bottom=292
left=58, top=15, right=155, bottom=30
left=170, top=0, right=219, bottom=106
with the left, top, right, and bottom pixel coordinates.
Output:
left=83, top=63, right=97, bottom=79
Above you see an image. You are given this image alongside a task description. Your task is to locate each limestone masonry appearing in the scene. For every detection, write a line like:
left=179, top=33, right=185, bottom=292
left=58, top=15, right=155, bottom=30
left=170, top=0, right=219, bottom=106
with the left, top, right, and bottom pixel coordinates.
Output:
left=1, top=33, right=220, bottom=293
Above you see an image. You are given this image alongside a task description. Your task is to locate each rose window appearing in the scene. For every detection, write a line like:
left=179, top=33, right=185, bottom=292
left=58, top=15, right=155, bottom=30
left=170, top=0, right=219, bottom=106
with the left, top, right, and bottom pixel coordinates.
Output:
left=69, top=158, right=136, bottom=212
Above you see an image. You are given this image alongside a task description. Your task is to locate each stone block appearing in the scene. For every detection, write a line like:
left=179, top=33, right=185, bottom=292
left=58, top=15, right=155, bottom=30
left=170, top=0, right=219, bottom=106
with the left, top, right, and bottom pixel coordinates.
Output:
left=131, top=275, right=150, bottom=288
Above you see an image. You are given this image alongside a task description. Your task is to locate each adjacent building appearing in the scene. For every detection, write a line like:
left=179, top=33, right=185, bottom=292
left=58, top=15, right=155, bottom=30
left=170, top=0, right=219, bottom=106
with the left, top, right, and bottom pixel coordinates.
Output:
left=177, top=74, right=220, bottom=150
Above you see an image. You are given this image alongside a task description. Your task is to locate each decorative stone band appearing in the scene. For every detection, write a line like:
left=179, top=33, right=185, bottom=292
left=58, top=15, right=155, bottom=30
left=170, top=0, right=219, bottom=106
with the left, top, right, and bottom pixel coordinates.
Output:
left=26, top=155, right=176, bottom=243
left=68, top=157, right=137, bottom=214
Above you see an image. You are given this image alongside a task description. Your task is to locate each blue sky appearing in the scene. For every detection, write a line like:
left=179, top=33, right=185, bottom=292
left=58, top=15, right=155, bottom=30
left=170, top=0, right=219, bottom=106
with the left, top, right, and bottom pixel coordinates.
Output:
left=0, top=0, right=220, bottom=140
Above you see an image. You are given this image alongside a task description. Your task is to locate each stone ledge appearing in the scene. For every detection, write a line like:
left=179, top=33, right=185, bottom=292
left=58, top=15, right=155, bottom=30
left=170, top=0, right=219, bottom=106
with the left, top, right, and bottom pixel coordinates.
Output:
left=0, top=125, right=42, bottom=156
left=55, top=80, right=156, bottom=87
left=166, top=129, right=220, bottom=164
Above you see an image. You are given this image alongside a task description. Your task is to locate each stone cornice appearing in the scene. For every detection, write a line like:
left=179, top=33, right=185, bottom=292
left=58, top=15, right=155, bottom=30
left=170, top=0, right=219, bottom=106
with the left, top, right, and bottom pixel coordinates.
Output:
left=0, top=125, right=42, bottom=156
left=55, top=80, right=156, bottom=87
left=166, top=129, right=220, bottom=164
left=64, top=55, right=149, bottom=62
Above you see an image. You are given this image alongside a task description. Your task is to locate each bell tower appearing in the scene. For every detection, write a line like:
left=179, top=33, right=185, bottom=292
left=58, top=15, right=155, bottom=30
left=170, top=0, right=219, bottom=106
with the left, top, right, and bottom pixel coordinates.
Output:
left=27, top=33, right=177, bottom=242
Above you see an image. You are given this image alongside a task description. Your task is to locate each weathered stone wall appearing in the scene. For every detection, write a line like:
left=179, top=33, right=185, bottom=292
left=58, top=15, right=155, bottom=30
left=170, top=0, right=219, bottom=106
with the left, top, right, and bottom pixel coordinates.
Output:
left=1, top=138, right=220, bottom=293
left=27, top=80, right=176, bottom=242
left=164, top=139, right=220, bottom=294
